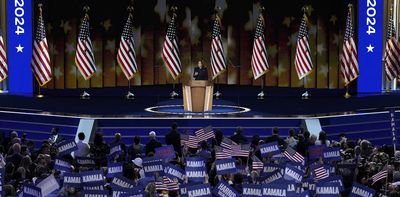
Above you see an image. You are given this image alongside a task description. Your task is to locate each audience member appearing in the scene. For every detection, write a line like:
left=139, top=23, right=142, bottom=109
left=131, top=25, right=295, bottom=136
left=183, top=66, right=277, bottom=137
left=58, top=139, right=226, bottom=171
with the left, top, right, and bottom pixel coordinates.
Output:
left=74, top=132, right=90, bottom=157
left=165, top=122, right=182, bottom=156
left=145, top=131, right=162, bottom=156
left=231, top=127, right=248, bottom=144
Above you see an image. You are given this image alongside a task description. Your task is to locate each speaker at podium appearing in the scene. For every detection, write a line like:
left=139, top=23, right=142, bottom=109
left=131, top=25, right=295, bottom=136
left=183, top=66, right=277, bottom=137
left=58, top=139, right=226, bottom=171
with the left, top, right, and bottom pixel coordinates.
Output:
left=182, top=80, right=213, bottom=112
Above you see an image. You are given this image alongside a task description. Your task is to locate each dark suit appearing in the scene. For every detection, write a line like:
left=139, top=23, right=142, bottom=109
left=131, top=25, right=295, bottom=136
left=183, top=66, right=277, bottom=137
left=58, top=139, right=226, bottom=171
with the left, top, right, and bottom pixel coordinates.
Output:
left=165, top=130, right=182, bottom=156
left=145, top=139, right=162, bottom=155
left=193, top=67, right=208, bottom=80
left=230, top=134, right=248, bottom=144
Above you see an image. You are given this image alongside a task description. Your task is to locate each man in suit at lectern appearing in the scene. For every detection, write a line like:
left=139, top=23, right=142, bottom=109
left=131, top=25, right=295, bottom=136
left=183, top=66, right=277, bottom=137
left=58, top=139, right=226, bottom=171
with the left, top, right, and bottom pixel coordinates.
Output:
left=193, top=60, right=208, bottom=80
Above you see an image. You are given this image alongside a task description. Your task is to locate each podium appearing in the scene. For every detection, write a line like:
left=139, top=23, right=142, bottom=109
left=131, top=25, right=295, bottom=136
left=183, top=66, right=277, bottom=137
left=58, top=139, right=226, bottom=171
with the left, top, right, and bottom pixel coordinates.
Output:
left=182, top=80, right=213, bottom=112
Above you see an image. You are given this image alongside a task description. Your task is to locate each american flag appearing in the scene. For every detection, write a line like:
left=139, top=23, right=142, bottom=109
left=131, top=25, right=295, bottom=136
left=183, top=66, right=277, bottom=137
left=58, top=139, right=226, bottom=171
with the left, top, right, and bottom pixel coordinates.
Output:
left=215, top=146, right=231, bottom=160
left=180, top=134, right=198, bottom=149
left=252, top=155, right=264, bottom=170
left=294, top=14, right=313, bottom=80
left=340, top=6, right=359, bottom=85
left=221, top=137, right=235, bottom=150
left=372, top=169, right=387, bottom=185
left=155, top=177, right=179, bottom=191
left=75, top=13, right=96, bottom=80
left=117, top=13, right=138, bottom=80
left=195, top=126, right=215, bottom=142
left=251, top=14, right=269, bottom=80
left=210, top=15, right=226, bottom=79
left=283, top=146, right=304, bottom=164
left=232, top=144, right=250, bottom=157
left=384, top=9, right=400, bottom=81
left=162, top=15, right=181, bottom=80
left=31, top=9, right=52, bottom=86
left=314, top=165, right=329, bottom=181
left=0, top=32, right=8, bottom=82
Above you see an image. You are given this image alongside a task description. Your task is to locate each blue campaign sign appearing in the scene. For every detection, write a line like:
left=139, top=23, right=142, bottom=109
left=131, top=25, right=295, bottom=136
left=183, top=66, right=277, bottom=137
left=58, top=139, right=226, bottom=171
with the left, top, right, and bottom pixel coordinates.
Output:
left=284, top=164, right=303, bottom=183
left=142, top=157, right=164, bottom=177
left=324, top=175, right=344, bottom=192
left=322, top=147, right=341, bottom=161
left=185, top=166, right=207, bottom=183
left=350, top=182, right=375, bottom=197
left=111, top=175, right=137, bottom=189
left=213, top=181, right=239, bottom=197
left=81, top=170, right=105, bottom=185
left=76, top=157, right=96, bottom=166
left=107, top=162, right=123, bottom=178
left=358, top=0, right=383, bottom=93
left=187, top=184, right=212, bottom=197
left=263, top=163, right=283, bottom=174
left=308, top=145, right=324, bottom=160
left=261, top=184, right=287, bottom=197
left=112, top=186, right=143, bottom=197
left=82, top=190, right=109, bottom=197
left=242, top=184, right=262, bottom=197
left=275, top=179, right=300, bottom=197
left=264, top=170, right=283, bottom=184
left=315, top=181, right=341, bottom=197
left=7, top=0, right=33, bottom=94
left=180, top=183, right=190, bottom=197
left=63, top=172, right=82, bottom=187
left=164, top=163, right=185, bottom=182
left=110, top=143, right=123, bottom=157
left=155, top=145, right=176, bottom=160
left=22, top=184, right=42, bottom=197
left=57, top=140, right=78, bottom=156
left=259, top=142, right=280, bottom=157
left=215, top=158, right=237, bottom=175
left=54, top=157, right=72, bottom=172
left=186, top=157, right=206, bottom=168
left=120, top=191, right=146, bottom=197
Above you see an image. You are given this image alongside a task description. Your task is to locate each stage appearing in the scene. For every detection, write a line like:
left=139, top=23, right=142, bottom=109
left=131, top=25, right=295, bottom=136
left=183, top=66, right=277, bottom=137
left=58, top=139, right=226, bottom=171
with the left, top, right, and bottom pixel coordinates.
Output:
left=0, top=85, right=399, bottom=117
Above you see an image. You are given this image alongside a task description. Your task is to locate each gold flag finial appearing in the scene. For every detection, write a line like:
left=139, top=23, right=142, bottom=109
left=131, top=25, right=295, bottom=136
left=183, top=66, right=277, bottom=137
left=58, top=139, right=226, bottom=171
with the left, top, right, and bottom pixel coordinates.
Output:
left=38, top=3, right=43, bottom=15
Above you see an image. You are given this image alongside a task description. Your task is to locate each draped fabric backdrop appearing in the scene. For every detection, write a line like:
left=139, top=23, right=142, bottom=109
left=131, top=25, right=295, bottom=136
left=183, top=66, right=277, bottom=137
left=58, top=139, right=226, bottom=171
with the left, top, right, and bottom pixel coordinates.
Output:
left=23, top=0, right=388, bottom=90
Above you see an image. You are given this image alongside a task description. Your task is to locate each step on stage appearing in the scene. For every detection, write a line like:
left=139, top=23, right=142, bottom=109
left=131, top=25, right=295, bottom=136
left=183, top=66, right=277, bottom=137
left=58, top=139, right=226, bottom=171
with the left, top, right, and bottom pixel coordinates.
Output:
left=0, top=86, right=399, bottom=117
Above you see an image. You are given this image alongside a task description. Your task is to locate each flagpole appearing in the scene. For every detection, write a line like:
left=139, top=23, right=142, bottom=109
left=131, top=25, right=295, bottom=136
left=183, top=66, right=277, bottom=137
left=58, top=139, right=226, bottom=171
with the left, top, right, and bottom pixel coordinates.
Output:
left=36, top=4, right=44, bottom=99
left=126, top=79, right=134, bottom=99
left=213, top=9, right=222, bottom=99
left=80, top=6, right=91, bottom=100
left=302, top=76, right=309, bottom=99
left=257, top=75, right=265, bottom=99
left=344, top=85, right=351, bottom=99
left=170, top=81, right=178, bottom=99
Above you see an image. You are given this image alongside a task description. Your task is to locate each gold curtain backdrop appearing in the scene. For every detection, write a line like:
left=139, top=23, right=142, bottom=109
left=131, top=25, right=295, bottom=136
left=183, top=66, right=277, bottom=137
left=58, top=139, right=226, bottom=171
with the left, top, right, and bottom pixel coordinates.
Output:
left=0, top=0, right=397, bottom=90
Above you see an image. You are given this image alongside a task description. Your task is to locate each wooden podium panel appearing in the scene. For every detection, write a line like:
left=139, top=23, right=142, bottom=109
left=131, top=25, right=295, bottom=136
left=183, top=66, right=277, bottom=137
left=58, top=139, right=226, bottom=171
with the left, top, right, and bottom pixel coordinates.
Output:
left=183, top=80, right=213, bottom=112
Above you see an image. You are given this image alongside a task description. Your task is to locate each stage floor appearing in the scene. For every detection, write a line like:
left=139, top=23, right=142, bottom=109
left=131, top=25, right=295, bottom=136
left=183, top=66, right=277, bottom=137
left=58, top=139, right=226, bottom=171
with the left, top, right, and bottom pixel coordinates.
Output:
left=0, top=86, right=399, bottom=117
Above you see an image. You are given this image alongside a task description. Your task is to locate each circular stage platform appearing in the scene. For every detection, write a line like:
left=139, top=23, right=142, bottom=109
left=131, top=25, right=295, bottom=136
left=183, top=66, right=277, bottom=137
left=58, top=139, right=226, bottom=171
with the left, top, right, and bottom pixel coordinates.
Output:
left=145, top=104, right=251, bottom=116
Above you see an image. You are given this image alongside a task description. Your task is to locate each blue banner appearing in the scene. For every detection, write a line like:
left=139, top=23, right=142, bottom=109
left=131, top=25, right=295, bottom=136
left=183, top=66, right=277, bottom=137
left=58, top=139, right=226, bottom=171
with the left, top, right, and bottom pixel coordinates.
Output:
left=308, top=145, right=324, bottom=160
left=263, top=163, right=283, bottom=174
left=82, top=190, right=109, bottom=197
left=57, top=140, right=78, bottom=156
left=180, top=184, right=189, bottom=197
left=315, top=182, right=340, bottom=197
left=215, top=158, right=236, bottom=175
left=264, top=170, right=283, bottom=184
left=83, top=183, right=104, bottom=191
left=54, top=157, right=72, bottom=172
left=242, top=184, right=262, bottom=197
left=155, top=145, right=176, bottom=160
left=350, top=182, right=375, bottom=197
left=164, top=163, right=185, bottom=182
left=186, top=157, right=206, bottom=167
left=76, top=157, right=96, bottom=166
left=22, top=184, right=42, bottom=197
left=261, top=184, right=287, bottom=197
left=7, top=0, right=33, bottom=94
left=111, top=175, right=137, bottom=189
left=323, top=148, right=341, bottom=161
left=390, top=109, right=397, bottom=145
left=81, top=170, right=105, bottom=185
left=323, top=175, right=344, bottom=192
left=358, top=0, right=384, bottom=93
left=63, top=172, right=82, bottom=187
left=302, top=178, right=316, bottom=195
left=259, top=142, right=280, bottom=157
left=284, top=164, right=303, bottom=183
left=110, top=143, right=123, bottom=157
left=142, top=157, right=164, bottom=177
left=112, top=186, right=143, bottom=197
left=213, top=181, right=239, bottom=197
left=274, top=179, right=300, bottom=197
left=120, top=192, right=146, bottom=197
left=185, top=166, right=207, bottom=183
left=187, top=184, right=212, bottom=197
left=107, top=162, right=123, bottom=178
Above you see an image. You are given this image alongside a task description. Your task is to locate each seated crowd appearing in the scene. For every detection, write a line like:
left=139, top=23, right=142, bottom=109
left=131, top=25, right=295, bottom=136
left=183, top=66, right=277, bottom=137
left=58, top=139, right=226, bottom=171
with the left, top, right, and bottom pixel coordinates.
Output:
left=0, top=123, right=399, bottom=197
